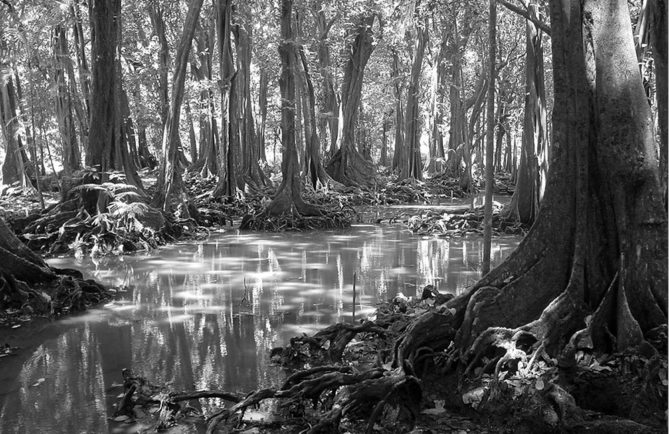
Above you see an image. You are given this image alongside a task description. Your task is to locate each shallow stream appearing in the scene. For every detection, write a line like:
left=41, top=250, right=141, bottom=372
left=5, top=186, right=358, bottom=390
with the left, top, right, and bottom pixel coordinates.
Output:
left=0, top=225, right=519, bottom=433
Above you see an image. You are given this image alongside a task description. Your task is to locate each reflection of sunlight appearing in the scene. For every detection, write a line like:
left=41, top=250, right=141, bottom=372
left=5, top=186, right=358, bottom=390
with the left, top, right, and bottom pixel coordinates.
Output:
left=9, top=227, right=521, bottom=434
left=174, top=291, right=213, bottom=300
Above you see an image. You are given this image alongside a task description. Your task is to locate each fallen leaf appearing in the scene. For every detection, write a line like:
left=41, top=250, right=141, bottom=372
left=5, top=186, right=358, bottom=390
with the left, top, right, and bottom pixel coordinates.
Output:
left=113, top=415, right=129, bottom=422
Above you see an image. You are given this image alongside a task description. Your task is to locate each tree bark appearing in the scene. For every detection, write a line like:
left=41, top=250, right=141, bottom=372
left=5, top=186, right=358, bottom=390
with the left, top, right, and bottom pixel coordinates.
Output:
left=190, top=16, right=218, bottom=177
left=52, top=24, right=81, bottom=175
left=235, top=5, right=267, bottom=189
left=212, top=0, right=238, bottom=199
left=148, top=1, right=170, bottom=133
left=391, top=49, right=405, bottom=173
left=451, top=0, right=667, bottom=360
left=263, top=0, right=320, bottom=217
left=154, top=0, right=204, bottom=211
left=325, top=14, right=376, bottom=187
left=0, top=73, right=27, bottom=186
left=312, top=5, right=340, bottom=157
left=504, top=0, right=548, bottom=224
left=400, top=17, right=427, bottom=181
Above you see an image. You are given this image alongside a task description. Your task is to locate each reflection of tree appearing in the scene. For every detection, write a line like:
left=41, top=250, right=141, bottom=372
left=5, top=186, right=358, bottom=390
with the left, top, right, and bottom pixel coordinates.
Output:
left=0, top=326, right=109, bottom=433
left=3, top=228, right=523, bottom=433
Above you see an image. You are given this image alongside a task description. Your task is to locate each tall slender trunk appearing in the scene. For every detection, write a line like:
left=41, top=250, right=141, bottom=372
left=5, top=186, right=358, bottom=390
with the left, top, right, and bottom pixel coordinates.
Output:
left=504, top=0, right=548, bottom=224
left=154, top=0, right=204, bottom=210
left=212, top=0, right=236, bottom=199
left=312, top=6, right=339, bottom=157
left=325, top=14, right=376, bottom=187
left=261, top=0, right=319, bottom=217
left=148, top=2, right=170, bottom=133
left=53, top=25, right=80, bottom=175
left=482, top=0, right=496, bottom=275
left=400, top=20, right=427, bottom=181
left=391, top=49, right=405, bottom=172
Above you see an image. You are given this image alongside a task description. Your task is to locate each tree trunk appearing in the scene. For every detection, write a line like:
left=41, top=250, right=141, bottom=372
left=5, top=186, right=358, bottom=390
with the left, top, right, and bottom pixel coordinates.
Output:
left=325, top=14, right=376, bottom=187
left=299, top=49, right=330, bottom=188
left=482, top=0, right=496, bottom=276
left=153, top=0, right=204, bottom=211
left=504, top=0, right=548, bottom=224
left=449, top=0, right=667, bottom=361
left=190, top=17, right=218, bottom=177
left=400, top=20, right=427, bottom=181
left=212, top=0, right=237, bottom=199
left=52, top=24, right=81, bottom=175
left=263, top=0, right=320, bottom=217
left=236, top=6, right=267, bottom=189
left=312, top=5, right=339, bottom=157
left=87, top=0, right=141, bottom=190
left=391, top=49, right=405, bottom=173
left=148, top=1, right=170, bottom=133
left=0, top=72, right=27, bottom=186
left=257, top=69, right=269, bottom=163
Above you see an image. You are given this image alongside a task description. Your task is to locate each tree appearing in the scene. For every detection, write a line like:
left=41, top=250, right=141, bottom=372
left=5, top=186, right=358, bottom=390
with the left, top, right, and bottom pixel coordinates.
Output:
left=212, top=0, right=238, bottom=199
left=153, top=0, right=204, bottom=211
left=260, top=0, right=320, bottom=218
left=396, top=0, right=667, bottom=386
left=87, top=0, right=143, bottom=188
left=311, top=3, right=340, bottom=158
left=398, top=9, right=427, bottom=181
left=503, top=0, right=548, bottom=224
left=325, top=13, right=377, bottom=187
left=482, top=0, right=496, bottom=275
left=52, top=24, right=81, bottom=174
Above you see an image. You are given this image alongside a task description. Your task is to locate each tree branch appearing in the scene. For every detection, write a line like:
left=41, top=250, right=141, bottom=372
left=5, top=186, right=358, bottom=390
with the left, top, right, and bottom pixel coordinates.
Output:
left=497, top=0, right=551, bottom=36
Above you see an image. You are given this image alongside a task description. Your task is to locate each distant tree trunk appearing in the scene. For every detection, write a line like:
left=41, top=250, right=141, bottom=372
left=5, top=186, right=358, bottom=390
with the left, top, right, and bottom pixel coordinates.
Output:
left=299, top=49, right=330, bottom=188
left=148, top=2, right=170, bottom=133
left=444, top=8, right=478, bottom=192
left=190, top=17, right=218, bottom=177
left=380, top=115, right=391, bottom=167
left=400, top=20, right=427, bottom=181
left=325, top=14, right=376, bottom=187
left=263, top=0, right=320, bottom=217
left=257, top=69, right=269, bottom=163
left=504, top=0, right=548, bottom=224
left=154, top=0, right=204, bottom=210
left=52, top=24, right=81, bottom=174
left=212, top=0, right=237, bottom=199
left=0, top=75, right=27, bottom=186
left=482, top=0, right=496, bottom=276
left=185, top=102, right=198, bottom=164
left=391, top=49, right=405, bottom=172
left=427, top=40, right=447, bottom=175
left=312, top=5, right=339, bottom=157
left=70, top=0, right=91, bottom=121
left=235, top=6, right=267, bottom=189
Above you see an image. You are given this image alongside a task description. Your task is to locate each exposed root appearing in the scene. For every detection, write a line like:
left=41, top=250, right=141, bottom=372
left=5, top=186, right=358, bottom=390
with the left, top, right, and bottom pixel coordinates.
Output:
left=392, top=311, right=457, bottom=374
left=274, top=321, right=387, bottom=365
left=240, top=207, right=352, bottom=231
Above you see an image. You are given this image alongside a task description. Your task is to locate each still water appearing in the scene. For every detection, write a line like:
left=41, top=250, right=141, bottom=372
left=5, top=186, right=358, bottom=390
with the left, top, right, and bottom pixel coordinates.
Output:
left=0, top=225, right=518, bottom=433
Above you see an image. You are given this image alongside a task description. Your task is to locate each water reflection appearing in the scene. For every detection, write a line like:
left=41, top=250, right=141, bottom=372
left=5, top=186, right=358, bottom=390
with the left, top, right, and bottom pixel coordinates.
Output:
left=0, top=225, right=518, bottom=433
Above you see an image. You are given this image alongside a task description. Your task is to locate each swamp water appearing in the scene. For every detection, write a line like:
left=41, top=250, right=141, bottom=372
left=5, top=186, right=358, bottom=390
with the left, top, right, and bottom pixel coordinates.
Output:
left=0, top=225, right=518, bottom=433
